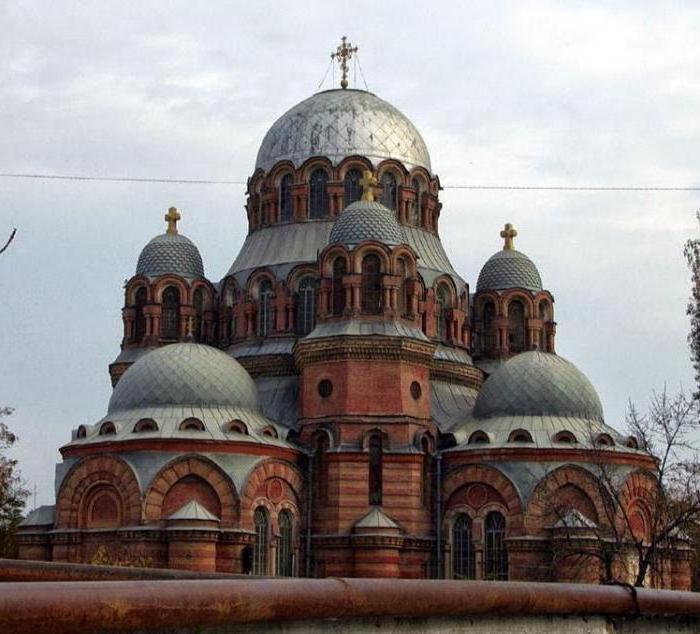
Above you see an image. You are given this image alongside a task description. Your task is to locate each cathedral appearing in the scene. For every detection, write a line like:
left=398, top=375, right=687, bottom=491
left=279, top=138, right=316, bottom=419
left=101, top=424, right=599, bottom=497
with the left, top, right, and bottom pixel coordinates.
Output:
left=16, top=40, right=690, bottom=589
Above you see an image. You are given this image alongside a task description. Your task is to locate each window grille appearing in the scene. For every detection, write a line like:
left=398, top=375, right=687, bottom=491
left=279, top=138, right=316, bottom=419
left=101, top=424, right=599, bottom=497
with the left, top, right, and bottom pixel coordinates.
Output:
left=436, top=284, right=450, bottom=341
left=279, top=173, right=294, bottom=222
left=361, top=254, right=382, bottom=314
left=453, top=514, right=476, bottom=579
left=368, top=434, right=383, bottom=505
left=257, top=279, right=274, bottom=336
left=332, top=258, right=347, bottom=315
left=482, top=302, right=496, bottom=353
left=309, top=169, right=329, bottom=219
left=193, top=288, right=205, bottom=341
left=380, top=172, right=397, bottom=211
left=133, top=286, right=147, bottom=342
left=253, top=507, right=269, bottom=575
left=484, top=511, right=508, bottom=581
left=161, top=286, right=180, bottom=339
left=508, top=300, right=526, bottom=353
left=344, top=168, right=362, bottom=207
left=411, top=178, right=422, bottom=225
left=296, top=277, right=316, bottom=335
left=277, top=510, right=294, bottom=577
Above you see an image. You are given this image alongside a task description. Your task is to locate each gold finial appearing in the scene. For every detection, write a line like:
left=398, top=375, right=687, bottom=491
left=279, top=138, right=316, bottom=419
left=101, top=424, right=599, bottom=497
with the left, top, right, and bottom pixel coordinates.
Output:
left=331, top=36, right=358, bottom=89
left=500, top=223, right=517, bottom=250
left=164, top=206, right=181, bottom=235
left=360, top=170, right=377, bottom=202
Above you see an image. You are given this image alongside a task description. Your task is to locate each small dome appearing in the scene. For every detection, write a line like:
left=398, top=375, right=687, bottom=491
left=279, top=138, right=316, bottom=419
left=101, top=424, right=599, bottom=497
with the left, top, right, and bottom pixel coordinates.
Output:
left=329, top=200, right=403, bottom=247
left=109, top=343, right=259, bottom=413
left=136, top=233, right=204, bottom=279
left=473, top=351, right=604, bottom=422
left=255, top=89, right=431, bottom=173
left=476, top=249, right=542, bottom=292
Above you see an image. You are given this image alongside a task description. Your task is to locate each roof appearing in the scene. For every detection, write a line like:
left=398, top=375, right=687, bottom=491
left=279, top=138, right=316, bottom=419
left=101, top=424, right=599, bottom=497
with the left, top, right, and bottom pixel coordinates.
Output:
left=354, top=507, right=401, bottom=530
left=109, top=343, right=259, bottom=413
left=329, top=200, right=403, bottom=248
left=136, top=233, right=204, bottom=279
left=255, top=89, right=431, bottom=173
left=476, top=249, right=542, bottom=292
left=550, top=509, right=598, bottom=530
left=168, top=500, right=219, bottom=522
left=19, top=505, right=55, bottom=527
left=473, top=351, right=604, bottom=423
left=303, top=319, right=429, bottom=342
left=430, top=380, right=479, bottom=433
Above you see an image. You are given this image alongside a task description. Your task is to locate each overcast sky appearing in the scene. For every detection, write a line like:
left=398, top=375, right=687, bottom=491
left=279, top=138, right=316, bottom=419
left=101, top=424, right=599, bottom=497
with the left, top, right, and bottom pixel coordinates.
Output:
left=2, top=1, right=699, bottom=508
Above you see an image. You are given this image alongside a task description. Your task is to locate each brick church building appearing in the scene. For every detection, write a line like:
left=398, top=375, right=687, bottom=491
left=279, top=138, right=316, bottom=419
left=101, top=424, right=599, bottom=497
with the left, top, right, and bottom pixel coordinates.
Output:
left=17, top=41, right=690, bottom=588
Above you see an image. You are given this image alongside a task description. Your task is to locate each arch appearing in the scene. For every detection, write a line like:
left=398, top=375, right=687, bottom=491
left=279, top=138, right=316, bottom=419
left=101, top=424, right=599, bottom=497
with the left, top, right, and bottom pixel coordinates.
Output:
left=133, top=418, right=158, bottom=433
left=162, top=474, right=222, bottom=519
left=351, top=243, right=391, bottom=274
left=84, top=486, right=123, bottom=529
left=546, top=482, right=600, bottom=527
left=126, top=276, right=152, bottom=304
left=99, top=421, right=116, bottom=436
left=343, top=168, right=363, bottom=207
left=224, top=420, right=248, bottom=435
left=468, top=430, right=490, bottom=445
left=337, top=156, right=373, bottom=180
left=308, top=168, right=329, bottom=219
left=361, top=252, right=383, bottom=314
left=257, top=278, right=275, bottom=337
left=76, top=425, right=88, bottom=439
left=553, top=430, right=577, bottom=444
left=144, top=455, right=239, bottom=526
left=151, top=275, right=189, bottom=303
left=390, top=246, right=417, bottom=278
left=260, top=425, right=278, bottom=439
left=452, top=513, right=476, bottom=579
left=279, top=172, right=294, bottom=223
left=160, top=285, right=181, bottom=340
left=55, top=455, right=141, bottom=529
left=595, top=433, right=615, bottom=447
left=133, top=285, right=148, bottom=343
left=296, top=275, right=317, bottom=335
left=179, top=417, right=205, bottom=432
left=240, top=459, right=304, bottom=527
left=253, top=506, right=270, bottom=575
left=380, top=170, right=398, bottom=211
left=508, top=429, right=533, bottom=443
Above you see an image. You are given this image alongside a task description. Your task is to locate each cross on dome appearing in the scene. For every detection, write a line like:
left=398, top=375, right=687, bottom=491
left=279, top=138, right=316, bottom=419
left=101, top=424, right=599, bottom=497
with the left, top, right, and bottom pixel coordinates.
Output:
left=501, top=223, right=517, bottom=251
left=164, top=206, right=181, bottom=235
left=331, top=36, right=358, bottom=90
left=360, top=170, right=377, bottom=202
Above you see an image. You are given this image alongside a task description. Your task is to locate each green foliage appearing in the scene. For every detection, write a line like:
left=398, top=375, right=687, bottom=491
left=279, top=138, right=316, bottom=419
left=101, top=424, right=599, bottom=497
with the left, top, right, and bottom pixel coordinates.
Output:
left=0, top=407, right=29, bottom=558
left=89, top=544, right=153, bottom=568
left=684, top=211, right=700, bottom=400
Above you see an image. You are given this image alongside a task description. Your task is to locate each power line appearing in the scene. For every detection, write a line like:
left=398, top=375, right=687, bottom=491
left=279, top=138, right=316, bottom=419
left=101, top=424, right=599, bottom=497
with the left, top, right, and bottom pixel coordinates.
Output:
left=1, top=172, right=699, bottom=192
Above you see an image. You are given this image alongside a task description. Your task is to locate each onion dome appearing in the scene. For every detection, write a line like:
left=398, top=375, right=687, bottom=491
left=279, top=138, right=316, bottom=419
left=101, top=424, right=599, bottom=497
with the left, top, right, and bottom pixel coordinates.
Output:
left=330, top=200, right=403, bottom=248
left=136, top=207, right=204, bottom=278
left=473, top=351, right=603, bottom=422
left=109, top=343, right=259, bottom=413
left=255, top=89, right=431, bottom=173
left=476, top=223, right=542, bottom=292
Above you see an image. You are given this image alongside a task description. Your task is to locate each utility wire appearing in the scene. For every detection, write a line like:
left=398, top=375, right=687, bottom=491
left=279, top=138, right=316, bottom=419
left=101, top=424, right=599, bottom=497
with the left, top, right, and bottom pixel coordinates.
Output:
left=1, top=172, right=700, bottom=191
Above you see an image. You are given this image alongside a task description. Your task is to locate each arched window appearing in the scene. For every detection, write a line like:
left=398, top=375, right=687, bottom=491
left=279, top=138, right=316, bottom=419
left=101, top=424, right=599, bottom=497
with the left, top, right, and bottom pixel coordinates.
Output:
left=296, top=276, right=316, bottom=335
left=538, top=300, right=549, bottom=351
left=332, top=257, right=347, bottom=316
left=225, top=420, right=248, bottom=435
left=396, top=257, right=409, bottom=317
left=508, top=300, right=526, bottom=353
left=279, top=173, right=294, bottom=223
left=253, top=507, right=269, bottom=575
left=133, top=286, right=147, bottom=342
left=482, top=302, right=496, bottom=353
left=410, top=178, right=423, bottom=226
left=99, top=421, right=116, bottom=436
left=179, top=418, right=205, bottom=431
left=368, top=434, right=383, bottom=505
left=241, top=546, right=253, bottom=574
left=380, top=172, right=397, bottom=211
left=309, top=169, right=329, bottom=219
left=436, top=284, right=451, bottom=341
left=224, top=283, right=237, bottom=341
left=468, top=430, right=489, bottom=445
left=343, top=168, right=362, bottom=207
left=257, top=279, right=274, bottom=337
left=508, top=429, right=533, bottom=443
left=484, top=511, right=508, bottom=581
left=193, top=288, right=205, bottom=341
left=453, top=514, right=476, bottom=579
left=161, top=286, right=180, bottom=340
left=277, top=510, right=294, bottom=577
left=361, top=254, right=382, bottom=314
left=554, top=430, right=577, bottom=444
left=133, top=418, right=158, bottom=433
left=313, top=433, right=329, bottom=505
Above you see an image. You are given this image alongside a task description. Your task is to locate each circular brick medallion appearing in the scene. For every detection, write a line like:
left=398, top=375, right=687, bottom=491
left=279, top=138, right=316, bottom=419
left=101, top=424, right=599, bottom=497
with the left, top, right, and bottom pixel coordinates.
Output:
left=467, top=484, right=488, bottom=508
left=410, top=381, right=422, bottom=400
left=267, top=478, right=283, bottom=503
left=318, top=379, right=333, bottom=398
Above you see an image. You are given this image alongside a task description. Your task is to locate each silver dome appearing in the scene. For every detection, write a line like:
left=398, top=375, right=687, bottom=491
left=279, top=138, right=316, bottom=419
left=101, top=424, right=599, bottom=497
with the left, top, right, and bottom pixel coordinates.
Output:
left=476, top=249, right=542, bottom=293
left=329, top=200, right=403, bottom=248
left=473, top=351, right=604, bottom=422
left=109, top=343, right=259, bottom=413
left=136, top=233, right=204, bottom=279
left=255, top=89, right=431, bottom=173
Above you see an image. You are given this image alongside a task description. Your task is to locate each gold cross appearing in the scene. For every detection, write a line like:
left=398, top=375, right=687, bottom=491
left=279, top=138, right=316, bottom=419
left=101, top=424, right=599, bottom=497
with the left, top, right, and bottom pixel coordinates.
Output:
left=360, top=170, right=377, bottom=202
left=164, top=206, right=181, bottom=235
left=331, top=36, right=358, bottom=90
left=500, top=223, right=517, bottom=250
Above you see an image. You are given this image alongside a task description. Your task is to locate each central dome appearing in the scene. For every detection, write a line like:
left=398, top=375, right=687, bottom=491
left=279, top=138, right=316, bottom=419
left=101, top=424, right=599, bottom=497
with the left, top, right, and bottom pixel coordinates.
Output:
left=330, top=200, right=403, bottom=247
left=255, top=89, right=431, bottom=173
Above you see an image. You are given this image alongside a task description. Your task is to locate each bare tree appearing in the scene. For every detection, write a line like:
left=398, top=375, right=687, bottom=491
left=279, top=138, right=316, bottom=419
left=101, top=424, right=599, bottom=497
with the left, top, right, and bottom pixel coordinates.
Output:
left=685, top=211, right=700, bottom=399
left=0, top=228, right=16, bottom=256
left=0, top=407, right=29, bottom=557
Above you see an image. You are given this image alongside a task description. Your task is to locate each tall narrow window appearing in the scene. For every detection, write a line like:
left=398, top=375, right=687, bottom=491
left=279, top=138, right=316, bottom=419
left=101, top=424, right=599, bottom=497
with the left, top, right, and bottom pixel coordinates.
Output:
left=309, top=169, right=329, bottom=219
left=396, top=258, right=408, bottom=316
left=332, top=258, right=347, bottom=316
left=411, top=178, right=422, bottom=226
left=277, top=510, right=294, bottom=577
left=538, top=300, right=549, bottom=351
left=257, top=279, right=274, bottom=337
left=483, top=302, right=496, bottom=353
left=453, top=514, right=476, bottom=580
left=380, top=172, right=397, bottom=211
left=484, top=511, right=508, bottom=581
left=313, top=433, right=329, bottom=506
left=421, top=436, right=432, bottom=510
left=161, top=286, right=180, bottom=340
left=193, top=288, right=205, bottom=341
left=368, top=434, right=383, bottom=505
left=133, top=286, right=147, bottom=342
left=344, top=168, right=362, bottom=207
left=225, top=284, right=237, bottom=341
left=508, top=300, right=526, bottom=353
left=279, top=173, right=294, bottom=223
left=436, top=284, right=451, bottom=341
left=296, top=276, right=316, bottom=335
left=361, top=254, right=382, bottom=314
left=253, top=507, right=269, bottom=575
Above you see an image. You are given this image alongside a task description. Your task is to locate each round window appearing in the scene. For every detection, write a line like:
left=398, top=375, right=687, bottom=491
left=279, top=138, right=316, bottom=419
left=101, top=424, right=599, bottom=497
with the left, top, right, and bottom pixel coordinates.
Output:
left=318, top=379, right=333, bottom=398
left=410, top=381, right=422, bottom=400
